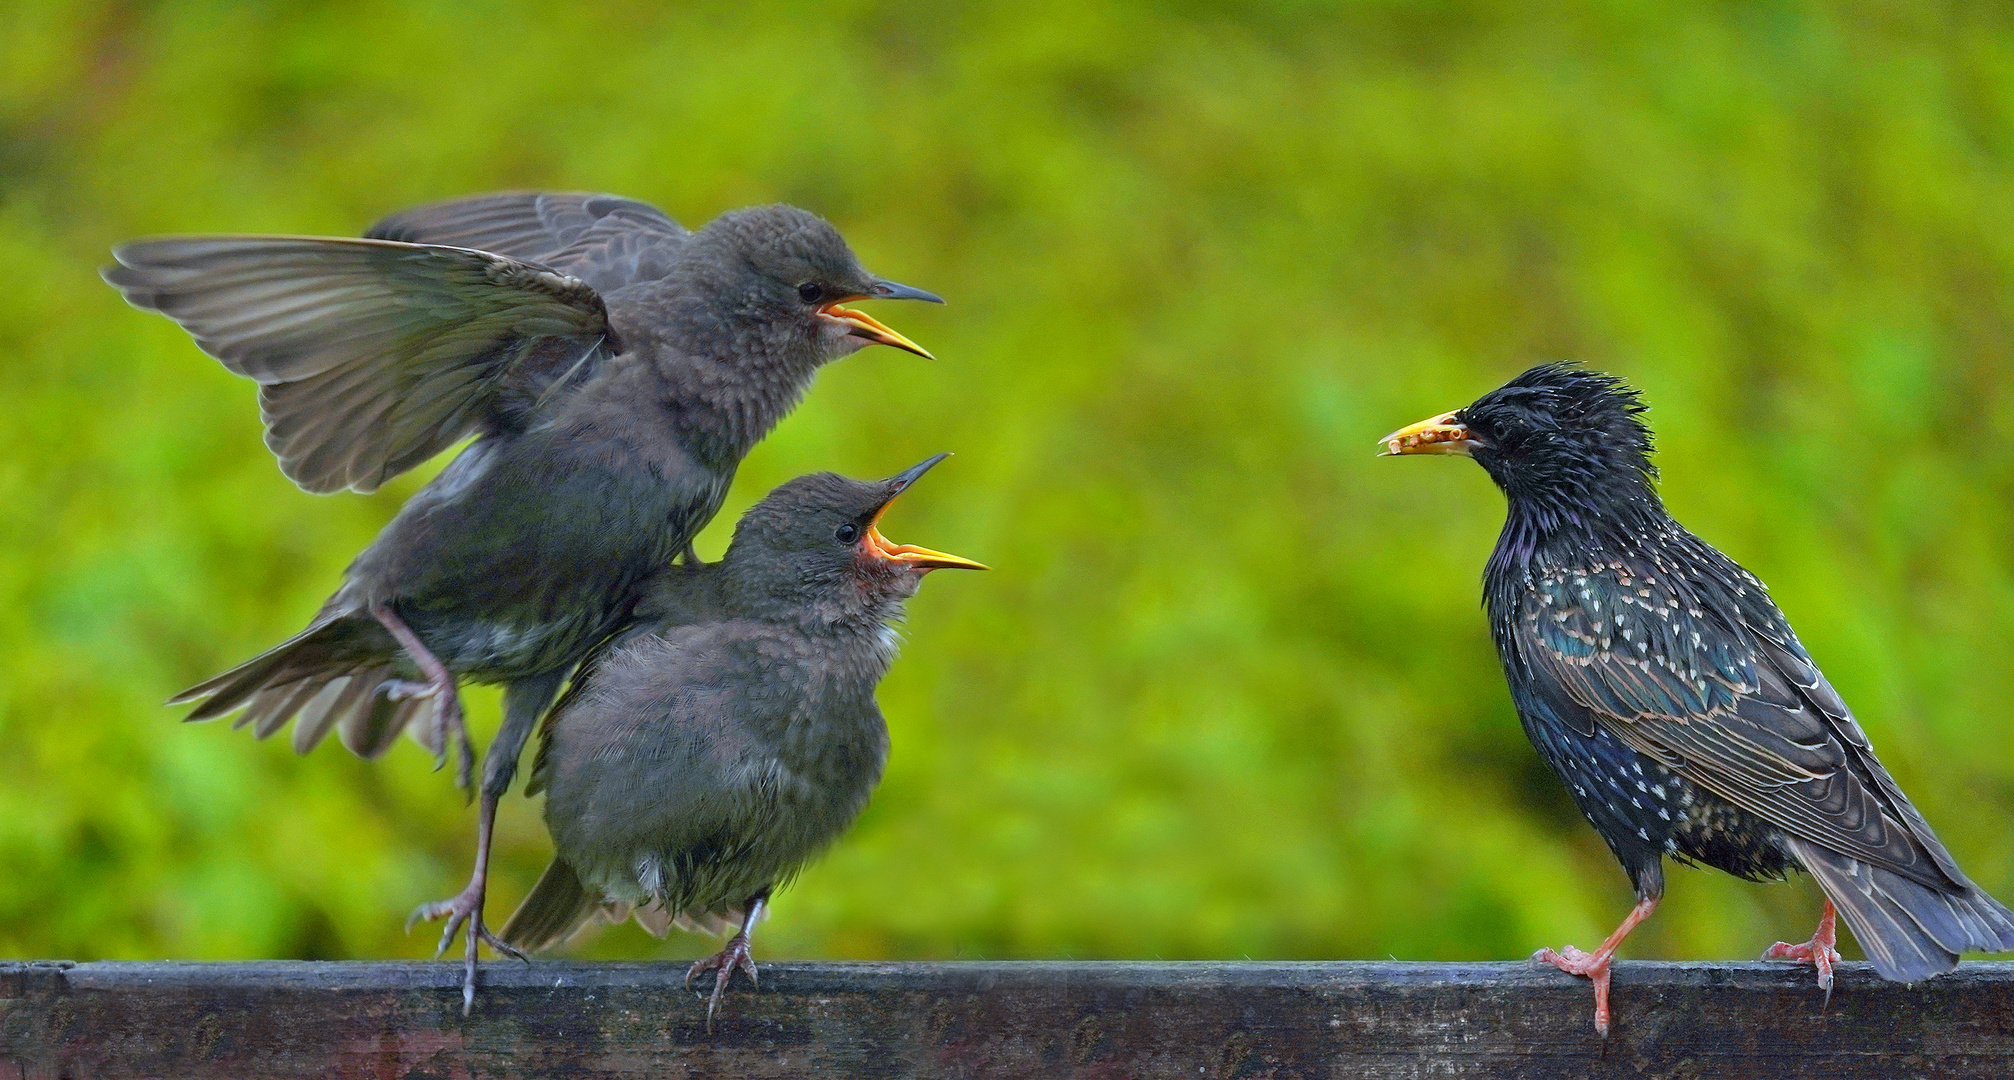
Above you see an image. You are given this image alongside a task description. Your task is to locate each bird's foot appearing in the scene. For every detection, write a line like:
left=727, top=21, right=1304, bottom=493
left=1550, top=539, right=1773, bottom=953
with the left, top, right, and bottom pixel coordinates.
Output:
left=1763, top=900, right=1840, bottom=1004
left=1532, top=944, right=1617, bottom=1038
left=369, top=603, right=476, bottom=798
left=685, top=932, right=758, bottom=1028
left=407, top=878, right=527, bottom=1015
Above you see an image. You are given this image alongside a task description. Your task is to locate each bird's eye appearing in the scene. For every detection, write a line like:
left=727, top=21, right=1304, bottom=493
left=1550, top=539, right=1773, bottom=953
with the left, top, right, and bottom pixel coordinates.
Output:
left=834, top=523, right=860, bottom=545
left=798, top=282, right=824, bottom=304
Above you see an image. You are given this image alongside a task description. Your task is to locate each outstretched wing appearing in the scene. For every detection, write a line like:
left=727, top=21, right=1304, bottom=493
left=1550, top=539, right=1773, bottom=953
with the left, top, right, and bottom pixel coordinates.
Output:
left=367, top=191, right=688, bottom=295
left=1514, top=546, right=1962, bottom=891
left=106, top=236, right=614, bottom=494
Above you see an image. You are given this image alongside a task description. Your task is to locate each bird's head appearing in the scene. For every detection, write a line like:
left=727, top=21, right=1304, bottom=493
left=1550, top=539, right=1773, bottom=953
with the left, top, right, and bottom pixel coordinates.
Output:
left=722, top=454, right=986, bottom=624
left=1380, top=362, right=1659, bottom=519
left=690, top=204, right=941, bottom=362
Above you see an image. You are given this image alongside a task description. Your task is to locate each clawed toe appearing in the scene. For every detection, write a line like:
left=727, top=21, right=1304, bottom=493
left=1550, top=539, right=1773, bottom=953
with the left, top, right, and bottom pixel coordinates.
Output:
left=686, top=935, right=759, bottom=1028
left=408, top=883, right=518, bottom=1014
left=1532, top=943, right=1617, bottom=1037
left=1763, top=900, right=1840, bottom=1003
left=1763, top=939, right=1840, bottom=999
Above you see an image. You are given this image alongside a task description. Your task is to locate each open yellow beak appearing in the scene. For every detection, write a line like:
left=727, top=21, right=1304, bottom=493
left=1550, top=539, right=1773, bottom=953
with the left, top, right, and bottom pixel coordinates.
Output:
left=862, top=524, right=989, bottom=571
left=1378, top=410, right=1477, bottom=457
left=820, top=302, right=934, bottom=359
left=859, top=486, right=988, bottom=571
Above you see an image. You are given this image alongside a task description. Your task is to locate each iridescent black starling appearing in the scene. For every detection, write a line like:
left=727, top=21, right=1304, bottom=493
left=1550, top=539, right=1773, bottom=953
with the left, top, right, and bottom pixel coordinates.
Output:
left=1382, top=362, right=2014, bottom=1036
left=497, top=456, right=986, bottom=1023
left=103, top=191, right=942, bottom=1010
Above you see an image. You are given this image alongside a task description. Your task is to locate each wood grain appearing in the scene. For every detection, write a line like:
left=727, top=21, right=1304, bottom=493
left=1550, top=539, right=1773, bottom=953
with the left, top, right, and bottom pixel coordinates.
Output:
left=5, top=960, right=2013, bottom=1078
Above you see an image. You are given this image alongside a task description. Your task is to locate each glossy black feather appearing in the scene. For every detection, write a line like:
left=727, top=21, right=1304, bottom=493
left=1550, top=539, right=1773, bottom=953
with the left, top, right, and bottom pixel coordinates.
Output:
left=1462, top=362, right=2014, bottom=981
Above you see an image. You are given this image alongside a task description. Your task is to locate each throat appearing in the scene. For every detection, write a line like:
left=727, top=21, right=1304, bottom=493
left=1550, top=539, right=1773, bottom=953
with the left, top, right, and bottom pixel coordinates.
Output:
left=1489, top=480, right=1667, bottom=576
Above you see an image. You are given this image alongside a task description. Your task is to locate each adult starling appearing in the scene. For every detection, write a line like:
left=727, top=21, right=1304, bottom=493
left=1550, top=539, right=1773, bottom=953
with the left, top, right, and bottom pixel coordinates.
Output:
left=1382, top=362, right=2014, bottom=1036
left=496, top=455, right=985, bottom=1022
left=103, top=192, right=942, bottom=1007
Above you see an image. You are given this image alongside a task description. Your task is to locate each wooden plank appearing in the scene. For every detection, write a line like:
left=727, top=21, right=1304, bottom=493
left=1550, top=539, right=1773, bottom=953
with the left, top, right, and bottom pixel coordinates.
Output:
left=4, top=959, right=2013, bottom=1078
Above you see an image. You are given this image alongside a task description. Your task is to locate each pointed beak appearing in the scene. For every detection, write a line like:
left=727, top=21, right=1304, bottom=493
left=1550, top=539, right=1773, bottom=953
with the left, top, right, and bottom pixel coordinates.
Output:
left=1378, top=410, right=1480, bottom=457
left=819, top=278, right=941, bottom=359
left=868, top=280, right=945, bottom=304
left=859, top=453, right=988, bottom=572
left=862, top=527, right=989, bottom=572
left=884, top=452, right=950, bottom=493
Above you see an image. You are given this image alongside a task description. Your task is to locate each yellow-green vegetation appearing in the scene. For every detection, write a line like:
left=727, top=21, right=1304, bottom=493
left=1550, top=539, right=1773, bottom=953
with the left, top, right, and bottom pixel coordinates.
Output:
left=4, top=1, right=2013, bottom=968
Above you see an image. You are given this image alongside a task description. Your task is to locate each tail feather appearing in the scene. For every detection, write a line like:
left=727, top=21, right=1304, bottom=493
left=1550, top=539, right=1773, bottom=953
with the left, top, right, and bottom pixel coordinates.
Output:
left=499, top=859, right=603, bottom=954
left=174, top=620, right=351, bottom=717
left=1791, top=838, right=2014, bottom=982
left=246, top=679, right=321, bottom=738
left=338, top=680, right=410, bottom=759
left=288, top=677, right=354, bottom=753
left=319, top=670, right=380, bottom=750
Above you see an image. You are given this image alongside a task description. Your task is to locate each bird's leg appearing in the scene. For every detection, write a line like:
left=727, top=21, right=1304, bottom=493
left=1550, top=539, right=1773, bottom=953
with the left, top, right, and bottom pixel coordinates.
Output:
left=1531, top=895, right=1661, bottom=1038
left=1762, top=899, right=1840, bottom=1004
left=685, top=891, right=769, bottom=1029
left=405, top=790, right=526, bottom=1014
left=405, top=673, right=564, bottom=1015
left=370, top=603, right=474, bottom=795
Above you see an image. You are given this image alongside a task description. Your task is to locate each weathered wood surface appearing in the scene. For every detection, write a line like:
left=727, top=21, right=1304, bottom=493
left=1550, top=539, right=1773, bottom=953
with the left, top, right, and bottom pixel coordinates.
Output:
left=4, top=959, right=2013, bottom=1079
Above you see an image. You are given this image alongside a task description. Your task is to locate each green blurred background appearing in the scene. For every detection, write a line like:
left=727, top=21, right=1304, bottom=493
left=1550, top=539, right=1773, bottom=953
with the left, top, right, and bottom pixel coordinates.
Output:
left=5, top=0, right=2014, bottom=970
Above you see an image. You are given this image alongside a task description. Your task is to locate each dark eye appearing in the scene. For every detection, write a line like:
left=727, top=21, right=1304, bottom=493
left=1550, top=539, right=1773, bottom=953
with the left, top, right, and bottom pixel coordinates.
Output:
left=834, top=522, right=860, bottom=545
left=798, top=282, right=824, bottom=304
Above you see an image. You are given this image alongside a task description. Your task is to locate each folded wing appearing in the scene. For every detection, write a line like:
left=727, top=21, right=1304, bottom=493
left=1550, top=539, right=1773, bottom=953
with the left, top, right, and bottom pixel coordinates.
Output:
left=1517, top=557, right=1962, bottom=892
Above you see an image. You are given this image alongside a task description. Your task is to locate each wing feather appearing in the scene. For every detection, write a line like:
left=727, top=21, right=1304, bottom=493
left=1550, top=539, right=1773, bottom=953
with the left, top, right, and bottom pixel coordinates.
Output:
left=366, top=191, right=688, bottom=294
left=1518, top=558, right=1958, bottom=890
left=105, top=236, right=613, bottom=493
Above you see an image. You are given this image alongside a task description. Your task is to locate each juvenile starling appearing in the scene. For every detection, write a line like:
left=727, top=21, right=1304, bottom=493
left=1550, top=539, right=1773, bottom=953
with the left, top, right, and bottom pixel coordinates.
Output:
left=103, top=192, right=942, bottom=1008
left=1382, top=362, right=2014, bottom=1036
left=497, top=455, right=985, bottom=1022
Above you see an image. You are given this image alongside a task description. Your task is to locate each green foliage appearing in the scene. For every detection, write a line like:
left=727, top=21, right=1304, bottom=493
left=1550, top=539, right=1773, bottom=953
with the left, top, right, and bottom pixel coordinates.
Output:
left=4, top=0, right=2014, bottom=968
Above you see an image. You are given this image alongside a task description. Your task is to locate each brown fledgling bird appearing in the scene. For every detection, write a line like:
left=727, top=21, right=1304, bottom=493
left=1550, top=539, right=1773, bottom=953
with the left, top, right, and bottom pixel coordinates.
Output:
left=1383, top=362, right=2014, bottom=1036
left=498, top=455, right=985, bottom=1022
left=103, top=192, right=942, bottom=1009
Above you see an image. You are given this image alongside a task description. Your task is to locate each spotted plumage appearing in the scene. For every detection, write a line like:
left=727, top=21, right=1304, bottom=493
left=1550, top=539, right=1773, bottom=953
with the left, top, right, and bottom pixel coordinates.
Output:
left=1385, top=362, right=2014, bottom=1035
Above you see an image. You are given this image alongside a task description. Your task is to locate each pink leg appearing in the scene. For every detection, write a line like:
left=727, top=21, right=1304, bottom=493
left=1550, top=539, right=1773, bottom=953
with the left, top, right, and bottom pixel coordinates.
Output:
left=405, top=791, right=526, bottom=1014
left=370, top=603, right=473, bottom=794
left=685, top=893, right=769, bottom=1029
left=1763, top=899, right=1841, bottom=1004
left=1531, top=895, right=1661, bottom=1038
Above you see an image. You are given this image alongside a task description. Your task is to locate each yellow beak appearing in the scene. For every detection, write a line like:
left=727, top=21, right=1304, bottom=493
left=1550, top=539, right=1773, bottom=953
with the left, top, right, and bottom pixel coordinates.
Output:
left=1378, top=410, right=1477, bottom=457
left=862, top=524, right=989, bottom=572
left=820, top=302, right=934, bottom=359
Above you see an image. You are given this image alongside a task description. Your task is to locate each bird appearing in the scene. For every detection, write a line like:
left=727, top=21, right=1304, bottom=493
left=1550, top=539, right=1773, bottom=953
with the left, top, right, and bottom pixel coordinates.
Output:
left=496, top=454, right=986, bottom=1023
left=102, top=191, right=943, bottom=1009
left=1380, top=362, right=2014, bottom=1037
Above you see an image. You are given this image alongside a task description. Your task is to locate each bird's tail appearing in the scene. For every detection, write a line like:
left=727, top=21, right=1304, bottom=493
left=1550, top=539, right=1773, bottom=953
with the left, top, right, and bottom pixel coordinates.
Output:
left=1789, top=837, right=2014, bottom=982
left=167, top=614, right=434, bottom=758
left=498, top=858, right=604, bottom=953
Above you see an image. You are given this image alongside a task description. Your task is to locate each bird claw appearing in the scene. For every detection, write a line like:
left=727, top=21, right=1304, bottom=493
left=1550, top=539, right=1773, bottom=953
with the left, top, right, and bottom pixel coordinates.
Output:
left=1762, top=938, right=1839, bottom=998
left=418, top=691, right=476, bottom=801
left=408, top=880, right=526, bottom=1015
left=1532, top=944, right=1616, bottom=1038
left=1762, top=901, right=1839, bottom=1007
left=685, top=933, right=759, bottom=1029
